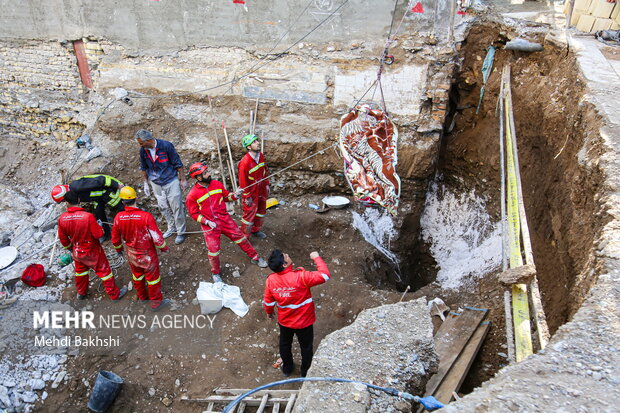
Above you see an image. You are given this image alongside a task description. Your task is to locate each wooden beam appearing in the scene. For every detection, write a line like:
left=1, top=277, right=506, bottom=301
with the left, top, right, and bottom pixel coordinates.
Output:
left=424, top=307, right=488, bottom=397
left=283, top=394, right=296, bottom=413
left=257, top=394, right=269, bottom=413
left=433, top=321, right=491, bottom=404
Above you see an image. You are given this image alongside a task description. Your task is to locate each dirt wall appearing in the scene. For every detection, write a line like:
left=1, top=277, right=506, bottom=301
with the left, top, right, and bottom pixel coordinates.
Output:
left=439, top=22, right=605, bottom=333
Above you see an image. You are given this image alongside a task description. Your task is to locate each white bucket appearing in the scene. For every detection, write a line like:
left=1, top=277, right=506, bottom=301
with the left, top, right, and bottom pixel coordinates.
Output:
left=0, top=246, right=18, bottom=270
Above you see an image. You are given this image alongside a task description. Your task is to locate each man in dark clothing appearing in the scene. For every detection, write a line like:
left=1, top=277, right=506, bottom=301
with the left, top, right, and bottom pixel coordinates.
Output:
left=136, top=129, right=187, bottom=245
left=53, top=174, right=124, bottom=241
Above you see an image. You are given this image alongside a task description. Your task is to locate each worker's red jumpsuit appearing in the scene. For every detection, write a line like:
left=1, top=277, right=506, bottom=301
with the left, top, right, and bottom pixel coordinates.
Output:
left=111, top=206, right=168, bottom=308
left=263, top=256, right=330, bottom=329
left=185, top=180, right=259, bottom=275
left=238, top=152, right=269, bottom=235
left=263, top=255, right=330, bottom=376
left=58, top=207, right=121, bottom=299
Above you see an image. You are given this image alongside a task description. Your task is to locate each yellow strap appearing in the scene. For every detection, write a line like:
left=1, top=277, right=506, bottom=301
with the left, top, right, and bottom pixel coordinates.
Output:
left=208, top=250, right=220, bottom=257
left=75, top=271, right=89, bottom=277
left=233, top=236, right=246, bottom=244
left=505, top=92, right=533, bottom=362
left=133, top=274, right=145, bottom=281
left=113, top=244, right=122, bottom=250
left=147, top=277, right=161, bottom=285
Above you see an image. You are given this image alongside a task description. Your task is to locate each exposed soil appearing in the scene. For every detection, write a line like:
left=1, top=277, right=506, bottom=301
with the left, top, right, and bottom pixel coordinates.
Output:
left=40, top=190, right=401, bottom=412
left=424, top=21, right=605, bottom=390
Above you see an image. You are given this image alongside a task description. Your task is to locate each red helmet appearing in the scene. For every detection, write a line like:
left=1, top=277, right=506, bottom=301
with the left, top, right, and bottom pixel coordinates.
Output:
left=51, top=185, right=69, bottom=203
left=189, top=162, right=208, bottom=179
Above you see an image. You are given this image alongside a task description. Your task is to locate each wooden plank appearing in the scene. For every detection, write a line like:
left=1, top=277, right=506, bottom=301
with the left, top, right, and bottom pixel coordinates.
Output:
left=273, top=402, right=281, bottom=413
left=283, top=393, right=296, bottom=413
left=206, top=401, right=214, bottom=412
left=424, top=307, right=488, bottom=397
left=257, top=394, right=269, bottom=413
left=433, top=321, right=491, bottom=404
left=237, top=401, right=246, bottom=413
left=434, top=312, right=460, bottom=341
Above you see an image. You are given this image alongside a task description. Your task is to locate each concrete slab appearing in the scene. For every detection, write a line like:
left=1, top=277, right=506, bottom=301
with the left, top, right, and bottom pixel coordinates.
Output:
left=334, top=64, right=429, bottom=117
left=293, top=298, right=438, bottom=413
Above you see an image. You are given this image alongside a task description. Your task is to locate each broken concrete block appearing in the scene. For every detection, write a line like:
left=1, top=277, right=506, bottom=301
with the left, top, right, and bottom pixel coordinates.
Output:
left=498, top=264, right=536, bottom=285
left=293, top=298, right=437, bottom=413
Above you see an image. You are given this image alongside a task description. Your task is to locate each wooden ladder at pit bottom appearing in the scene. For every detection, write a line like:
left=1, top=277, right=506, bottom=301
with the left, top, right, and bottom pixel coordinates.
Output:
left=181, top=388, right=299, bottom=413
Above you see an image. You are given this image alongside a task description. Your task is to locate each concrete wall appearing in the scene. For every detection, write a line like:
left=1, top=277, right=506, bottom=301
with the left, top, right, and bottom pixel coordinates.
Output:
left=0, top=0, right=451, bottom=53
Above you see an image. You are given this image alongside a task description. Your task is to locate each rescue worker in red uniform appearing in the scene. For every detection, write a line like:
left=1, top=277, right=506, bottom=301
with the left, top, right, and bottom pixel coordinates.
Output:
left=238, top=134, right=270, bottom=239
left=111, top=186, right=170, bottom=311
left=185, top=162, right=268, bottom=283
left=263, top=250, right=330, bottom=377
left=56, top=190, right=127, bottom=300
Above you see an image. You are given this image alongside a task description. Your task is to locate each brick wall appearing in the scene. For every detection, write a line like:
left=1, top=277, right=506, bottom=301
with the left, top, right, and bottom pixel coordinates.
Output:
left=0, top=40, right=85, bottom=141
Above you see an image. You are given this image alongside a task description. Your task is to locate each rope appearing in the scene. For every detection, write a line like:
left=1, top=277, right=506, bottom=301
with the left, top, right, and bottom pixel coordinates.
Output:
left=221, top=377, right=444, bottom=413
left=240, top=142, right=338, bottom=191
left=350, top=0, right=412, bottom=114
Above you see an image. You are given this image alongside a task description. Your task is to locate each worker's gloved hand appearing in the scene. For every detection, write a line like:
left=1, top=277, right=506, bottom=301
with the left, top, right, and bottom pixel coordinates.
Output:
left=143, top=181, right=151, bottom=197
left=245, top=197, right=253, bottom=207
left=206, top=220, right=217, bottom=229
left=310, top=251, right=320, bottom=260
left=180, top=178, right=188, bottom=192
left=97, top=219, right=104, bottom=228
left=234, top=188, right=243, bottom=198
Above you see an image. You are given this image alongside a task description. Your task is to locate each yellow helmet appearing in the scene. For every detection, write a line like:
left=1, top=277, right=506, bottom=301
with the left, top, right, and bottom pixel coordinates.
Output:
left=119, top=186, right=137, bottom=200
left=266, top=198, right=279, bottom=209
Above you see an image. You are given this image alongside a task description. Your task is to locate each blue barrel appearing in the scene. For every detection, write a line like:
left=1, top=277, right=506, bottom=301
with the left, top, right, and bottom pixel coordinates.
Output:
left=87, top=371, right=124, bottom=412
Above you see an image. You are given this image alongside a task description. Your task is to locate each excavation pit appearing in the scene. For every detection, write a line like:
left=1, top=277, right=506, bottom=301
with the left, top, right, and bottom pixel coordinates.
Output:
left=0, top=10, right=614, bottom=413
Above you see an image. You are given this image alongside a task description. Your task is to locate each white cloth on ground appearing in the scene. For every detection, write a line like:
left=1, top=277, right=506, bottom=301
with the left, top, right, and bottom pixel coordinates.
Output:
left=196, top=281, right=249, bottom=317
